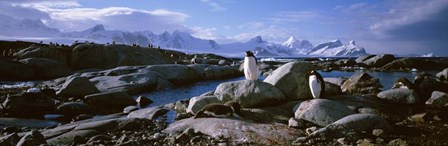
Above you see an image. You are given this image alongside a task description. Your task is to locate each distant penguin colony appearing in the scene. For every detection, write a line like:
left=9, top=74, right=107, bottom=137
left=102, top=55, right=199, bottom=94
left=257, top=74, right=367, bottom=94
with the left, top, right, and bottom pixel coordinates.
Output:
left=308, top=70, right=325, bottom=98
left=243, top=51, right=259, bottom=80
left=194, top=101, right=242, bottom=119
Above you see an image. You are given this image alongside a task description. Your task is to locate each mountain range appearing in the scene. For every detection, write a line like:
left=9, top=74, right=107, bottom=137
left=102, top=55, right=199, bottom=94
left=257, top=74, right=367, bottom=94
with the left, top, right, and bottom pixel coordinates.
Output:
left=0, top=16, right=368, bottom=57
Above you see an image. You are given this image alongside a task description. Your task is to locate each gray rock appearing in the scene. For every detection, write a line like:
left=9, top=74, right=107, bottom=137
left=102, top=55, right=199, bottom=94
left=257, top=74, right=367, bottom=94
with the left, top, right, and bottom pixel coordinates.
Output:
left=123, top=106, right=139, bottom=114
left=323, top=82, right=342, bottom=98
left=56, top=76, right=100, bottom=98
left=57, top=102, right=93, bottom=117
left=309, top=114, right=392, bottom=139
left=69, top=44, right=174, bottom=70
left=146, top=64, right=201, bottom=85
left=17, top=130, right=47, bottom=146
left=127, top=107, right=169, bottom=119
left=377, top=88, right=419, bottom=104
left=294, top=99, right=355, bottom=126
left=214, top=80, right=286, bottom=107
left=341, top=72, right=382, bottom=95
left=164, top=118, right=302, bottom=145
left=84, top=91, right=136, bottom=110
left=2, top=92, right=55, bottom=118
left=327, top=95, right=385, bottom=112
left=288, top=117, right=306, bottom=128
left=335, top=59, right=356, bottom=66
left=15, top=45, right=67, bottom=63
left=218, top=60, right=228, bottom=65
left=362, top=54, right=395, bottom=67
left=426, top=91, right=448, bottom=106
left=355, top=55, right=376, bottom=64
left=19, top=58, right=72, bottom=79
left=437, top=68, right=448, bottom=82
left=324, top=77, right=347, bottom=86
left=188, top=64, right=242, bottom=80
left=388, top=138, right=408, bottom=146
left=186, top=95, right=223, bottom=114
left=0, top=133, right=20, bottom=146
left=382, top=58, right=447, bottom=70
left=47, top=129, right=100, bottom=145
left=0, top=118, right=59, bottom=129
left=264, top=62, right=315, bottom=100
left=136, top=95, right=153, bottom=108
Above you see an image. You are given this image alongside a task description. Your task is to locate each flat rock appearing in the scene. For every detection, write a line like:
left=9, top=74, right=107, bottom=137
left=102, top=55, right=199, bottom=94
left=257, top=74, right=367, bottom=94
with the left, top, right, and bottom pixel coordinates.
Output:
left=56, top=76, right=100, bottom=98
left=0, top=118, right=60, bottom=129
left=186, top=95, right=223, bottom=114
left=263, top=62, right=315, bottom=100
left=214, top=80, right=285, bottom=107
left=84, top=91, right=136, bottom=111
left=146, top=64, right=201, bottom=85
left=127, top=107, right=169, bottom=119
left=164, top=118, right=303, bottom=145
left=294, top=99, right=355, bottom=126
left=188, top=64, right=242, bottom=80
left=377, top=88, right=419, bottom=104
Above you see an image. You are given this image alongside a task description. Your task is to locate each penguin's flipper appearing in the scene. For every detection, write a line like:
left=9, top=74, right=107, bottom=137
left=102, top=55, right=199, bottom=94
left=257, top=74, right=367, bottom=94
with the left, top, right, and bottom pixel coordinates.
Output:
left=239, top=62, right=244, bottom=71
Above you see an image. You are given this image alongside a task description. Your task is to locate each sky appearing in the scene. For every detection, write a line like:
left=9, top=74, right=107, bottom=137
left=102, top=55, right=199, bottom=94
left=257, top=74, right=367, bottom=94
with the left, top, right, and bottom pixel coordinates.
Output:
left=0, top=0, right=447, bottom=55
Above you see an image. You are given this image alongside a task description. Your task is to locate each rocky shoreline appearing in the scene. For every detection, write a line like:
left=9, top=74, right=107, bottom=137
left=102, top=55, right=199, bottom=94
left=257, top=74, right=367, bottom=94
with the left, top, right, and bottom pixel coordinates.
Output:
left=1, top=40, right=448, bottom=145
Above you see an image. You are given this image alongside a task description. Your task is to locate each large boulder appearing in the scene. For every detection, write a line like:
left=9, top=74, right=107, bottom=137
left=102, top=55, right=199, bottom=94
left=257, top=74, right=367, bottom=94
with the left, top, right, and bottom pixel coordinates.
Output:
left=437, top=68, right=448, bottom=82
left=377, top=88, right=419, bottom=104
left=214, top=80, right=286, bottom=107
left=0, top=60, right=35, bottom=80
left=294, top=99, right=355, bottom=126
left=2, top=92, right=55, bottom=118
left=341, top=72, right=382, bottom=95
left=186, top=95, right=223, bottom=114
left=362, top=54, right=395, bottom=67
left=70, top=44, right=174, bottom=70
left=382, top=58, right=448, bottom=70
left=18, top=58, right=71, bottom=79
left=355, top=54, right=376, bottom=64
left=84, top=91, right=136, bottom=112
left=324, top=77, right=347, bottom=86
left=323, top=82, right=343, bottom=98
left=426, top=91, right=448, bottom=107
left=146, top=64, right=200, bottom=85
left=14, top=45, right=67, bottom=63
left=56, top=76, right=100, bottom=98
left=164, top=118, right=303, bottom=145
left=264, top=62, right=315, bottom=100
left=57, top=102, right=93, bottom=117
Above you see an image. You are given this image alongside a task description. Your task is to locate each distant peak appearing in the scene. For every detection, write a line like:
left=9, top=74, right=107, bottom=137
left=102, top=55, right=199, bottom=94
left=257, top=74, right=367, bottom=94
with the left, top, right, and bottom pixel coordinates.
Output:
left=331, top=39, right=341, bottom=43
left=286, top=36, right=298, bottom=42
left=349, top=40, right=355, bottom=45
left=91, top=24, right=105, bottom=33
left=249, top=35, right=264, bottom=43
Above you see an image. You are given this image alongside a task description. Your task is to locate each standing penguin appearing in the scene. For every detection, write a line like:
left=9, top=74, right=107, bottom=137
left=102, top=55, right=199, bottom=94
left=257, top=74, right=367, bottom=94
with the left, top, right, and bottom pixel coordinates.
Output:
left=308, top=70, right=325, bottom=98
left=242, top=51, right=259, bottom=80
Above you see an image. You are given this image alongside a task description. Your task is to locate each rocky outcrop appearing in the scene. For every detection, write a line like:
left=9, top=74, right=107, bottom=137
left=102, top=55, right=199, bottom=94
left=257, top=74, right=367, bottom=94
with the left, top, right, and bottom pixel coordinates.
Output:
left=0, top=59, right=35, bottom=80
left=214, top=80, right=286, bottom=108
left=84, top=91, right=136, bottom=113
left=56, top=76, right=100, bottom=98
left=188, top=64, right=242, bottom=80
left=14, top=45, right=68, bottom=63
left=355, top=54, right=376, bottom=64
left=341, top=72, right=382, bottom=95
left=264, top=62, right=315, bottom=100
left=19, top=58, right=72, bottom=79
left=2, top=92, right=55, bottom=118
left=382, top=58, right=448, bottom=70
left=294, top=99, right=355, bottom=126
left=362, top=54, right=395, bottom=67
left=377, top=88, right=419, bottom=104
left=146, top=64, right=200, bottom=85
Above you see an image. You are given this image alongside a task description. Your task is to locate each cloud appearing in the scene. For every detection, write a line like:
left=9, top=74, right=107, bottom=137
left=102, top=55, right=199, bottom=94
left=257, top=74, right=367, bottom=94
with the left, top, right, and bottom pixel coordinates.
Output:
left=268, top=11, right=320, bottom=22
left=200, top=0, right=227, bottom=12
left=237, top=21, right=265, bottom=29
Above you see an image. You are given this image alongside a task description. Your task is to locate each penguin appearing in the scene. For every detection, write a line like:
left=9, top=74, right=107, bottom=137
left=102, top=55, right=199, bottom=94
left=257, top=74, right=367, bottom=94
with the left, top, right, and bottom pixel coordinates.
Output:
left=308, top=70, right=325, bottom=98
left=241, top=51, right=259, bottom=80
left=194, top=101, right=242, bottom=119
left=392, top=77, right=414, bottom=89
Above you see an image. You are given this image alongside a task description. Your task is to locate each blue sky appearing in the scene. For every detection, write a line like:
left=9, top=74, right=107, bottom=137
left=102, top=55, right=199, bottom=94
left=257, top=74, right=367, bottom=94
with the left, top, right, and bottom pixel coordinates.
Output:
left=1, top=0, right=447, bottom=55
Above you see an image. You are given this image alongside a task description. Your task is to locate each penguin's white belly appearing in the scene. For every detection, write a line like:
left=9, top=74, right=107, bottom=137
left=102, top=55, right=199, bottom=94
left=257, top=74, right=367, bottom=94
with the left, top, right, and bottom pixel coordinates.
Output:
left=309, top=75, right=321, bottom=98
left=244, top=57, right=258, bottom=80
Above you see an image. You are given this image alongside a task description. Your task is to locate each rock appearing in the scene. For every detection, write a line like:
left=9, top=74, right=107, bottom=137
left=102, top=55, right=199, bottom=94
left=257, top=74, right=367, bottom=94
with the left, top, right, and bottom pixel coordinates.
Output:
left=186, top=95, right=222, bottom=114
left=70, top=44, right=174, bottom=70
left=15, top=45, right=67, bottom=63
left=127, top=107, right=169, bottom=119
left=382, top=58, right=447, bottom=70
left=0, top=118, right=60, bottom=129
left=84, top=91, right=136, bottom=112
left=426, top=91, right=448, bottom=106
left=335, top=59, right=356, bottom=66
left=264, top=62, right=315, bottom=100
left=218, top=60, right=228, bottom=65
left=372, top=129, right=385, bottom=137
left=214, top=80, right=286, bottom=107
left=341, top=72, right=382, bottom=95
left=164, top=118, right=302, bottom=145
left=189, top=64, right=242, bottom=80
left=146, top=64, right=201, bottom=85
left=355, top=55, right=376, bottom=64
left=309, top=114, right=392, bottom=139
left=56, top=76, right=100, bottom=98
left=86, top=134, right=112, bottom=144
left=324, top=77, right=347, bottom=86
left=362, top=54, right=395, bottom=67
left=16, top=130, right=47, bottom=146
left=413, top=75, right=448, bottom=103
left=323, top=82, right=342, bottom=97
left=288, top=118, right=306, bottom=128
left=294, top=99, right=355, bottom=126
left=123, top=106, right=139, bottom=114
left=0, top=60, right=35, bottom=80
left=388, top=138, right=408, bottom=146
left=410, top=113, right=430, bottom=123
left=437, top=68, right=448, bottom=82
left=136, top=95, right=153, bottom=108
left=2, top=92, right=55, bottom=118
left=47, top=129, right=100, bottom=145
left=0, top=133, right=20, bottom=146
left=377, top=88, right=419, bottom=104
left=89, top=66, right=173, bottom=94
left=57, top=102, right=93, bottom=117
left=19, top=58, right=72, bottom=79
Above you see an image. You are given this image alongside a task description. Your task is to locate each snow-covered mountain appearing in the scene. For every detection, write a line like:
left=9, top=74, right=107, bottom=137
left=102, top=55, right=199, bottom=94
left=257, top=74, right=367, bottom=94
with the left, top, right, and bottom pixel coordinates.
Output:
left=282, top=36, right=313, bottom=55
left=219, top=36, right=292, bottom=57
left=0, top=14, right=60, bottom=37
left=308, top=40, right=366, bottom=57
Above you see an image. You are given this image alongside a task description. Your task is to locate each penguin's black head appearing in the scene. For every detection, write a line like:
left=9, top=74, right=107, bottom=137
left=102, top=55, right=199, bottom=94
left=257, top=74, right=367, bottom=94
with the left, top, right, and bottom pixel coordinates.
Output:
left=245, top=51, right=254, bottom=57
left=308, top=70, right=318, bottom=76
left=225, top=101, right=241, bottom=113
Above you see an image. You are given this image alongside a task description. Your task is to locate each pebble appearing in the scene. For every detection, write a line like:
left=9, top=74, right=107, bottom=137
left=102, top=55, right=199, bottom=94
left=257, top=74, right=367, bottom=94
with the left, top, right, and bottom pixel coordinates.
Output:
left=372, top=129, right=384, bottom=137
left=305, top=127, right=317, bottom=135
left=388, top=138, right=408, bottom=146
left=337, top=138, right=347, bottom=145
